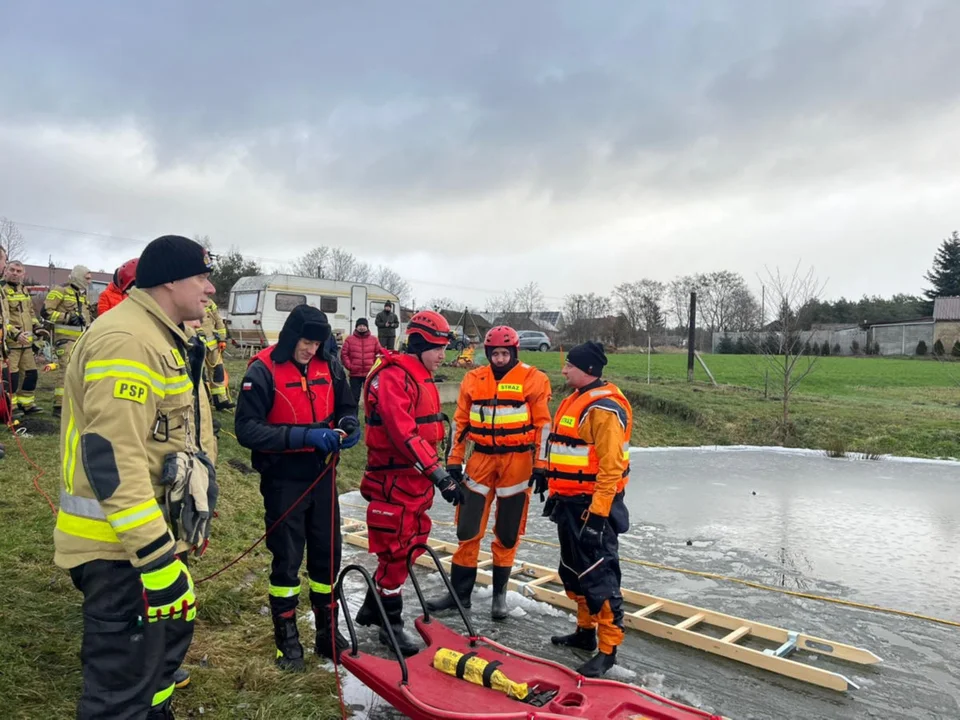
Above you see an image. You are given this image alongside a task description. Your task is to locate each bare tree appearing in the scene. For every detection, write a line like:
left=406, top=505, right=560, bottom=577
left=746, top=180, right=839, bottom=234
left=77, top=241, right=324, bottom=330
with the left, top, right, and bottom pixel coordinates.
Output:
left=729, top=285, right=761, bottom=331
left=562, top=292, right=612, bottom=344
left=613, top=279, right=665, bottom=332
left=427, top=296, right=458, bottom=311
left=327, top=247, right=357, bottom=280
left=514, top=281, right=545, bottom=316
left=1, top=218, right=28, bottom=261
left=291, top=246, right=331, bottom=278
left=486, top=290, right=518, bottom=316
left=372, top=265, right=411, bottom=304
left=753, top=263, right=827, bottom=441
left=696, top=270, right=751, bottom=332
left=667, top=275, right=696, bottom=331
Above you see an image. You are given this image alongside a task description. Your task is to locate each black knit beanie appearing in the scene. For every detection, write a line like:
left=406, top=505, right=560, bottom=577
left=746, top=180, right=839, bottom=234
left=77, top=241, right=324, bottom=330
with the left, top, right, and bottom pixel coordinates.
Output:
left=136, top=235, right=214, bottom=289
left=566, top=341, right=607, bottom=377
left=356, top=317, right=369, bottom=329
left=271, top=305, right=331, bottom=364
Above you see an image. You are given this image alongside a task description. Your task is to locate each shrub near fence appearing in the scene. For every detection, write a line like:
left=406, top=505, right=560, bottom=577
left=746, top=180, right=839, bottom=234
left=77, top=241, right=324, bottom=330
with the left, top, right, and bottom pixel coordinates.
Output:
left=712, top=329, right=867, bottom=355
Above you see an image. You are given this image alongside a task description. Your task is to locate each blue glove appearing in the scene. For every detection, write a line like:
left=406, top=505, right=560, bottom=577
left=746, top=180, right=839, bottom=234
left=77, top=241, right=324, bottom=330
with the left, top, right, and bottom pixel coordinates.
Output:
left=290, top=426, right=341, bottom=454
left=338, top=417, right=361, bottom=450
left=305, top=428, right=341, bottom=454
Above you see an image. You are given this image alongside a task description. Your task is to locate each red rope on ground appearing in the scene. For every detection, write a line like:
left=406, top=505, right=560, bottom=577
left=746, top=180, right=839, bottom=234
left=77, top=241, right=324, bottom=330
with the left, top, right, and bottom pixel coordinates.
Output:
left=5, top=411, right=57, bottom=516
left=329, top=458, right=348, bottom=719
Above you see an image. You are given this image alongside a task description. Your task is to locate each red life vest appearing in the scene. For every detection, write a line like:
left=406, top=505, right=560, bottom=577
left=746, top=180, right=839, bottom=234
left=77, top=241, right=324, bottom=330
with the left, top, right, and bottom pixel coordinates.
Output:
left=251, top=346, right=336, bottom=453
left=364, top=351, right=446, bottom=470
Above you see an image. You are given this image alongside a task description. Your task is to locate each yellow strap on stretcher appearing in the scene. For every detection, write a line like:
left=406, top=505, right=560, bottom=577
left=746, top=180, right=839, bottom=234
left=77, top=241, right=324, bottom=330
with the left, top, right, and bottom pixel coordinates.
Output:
left=432, top=647, right=529, bottom=701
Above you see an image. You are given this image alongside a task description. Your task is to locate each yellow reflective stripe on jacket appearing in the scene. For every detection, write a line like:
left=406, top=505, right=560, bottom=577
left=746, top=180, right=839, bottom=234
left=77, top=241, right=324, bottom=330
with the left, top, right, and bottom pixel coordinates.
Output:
left=309, top=579, right=332, bottom=594
left=54, top=325, right=84, bottom=338
left=83, top=358, right=193, bottom=397
left=62, top=408, right=80, bottom=493
left=47, top=290, right=65, bottom=301
left=164, top=374, right=193, bottom=396
left=203, top=337, right=217, bottom=349
left=548, top=444, right=591, bottom=467
left=107, top=498, right=163, bottom=534
left=56, top=492, right=121, bottom=545
left=269, top=584, right=301, bottom=598
left=56, top=512, right=120, bottom=543
left=468, top=404, right=531, bottom=426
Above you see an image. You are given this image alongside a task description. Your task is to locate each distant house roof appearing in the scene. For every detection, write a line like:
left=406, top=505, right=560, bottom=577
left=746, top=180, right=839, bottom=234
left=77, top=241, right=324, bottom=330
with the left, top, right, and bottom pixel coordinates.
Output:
left=492, top=311, right=565, bottom=333
left=534, top=311, right=563, bottom=330
left=867, top=318, right=933, bottom=328
left=810, top=323, right=861, bottom=331
left=934, top=296, right=960, bottom=321
left=439, top=309, right=492, bottom=336
left=21, top=264, right=113, bottom=289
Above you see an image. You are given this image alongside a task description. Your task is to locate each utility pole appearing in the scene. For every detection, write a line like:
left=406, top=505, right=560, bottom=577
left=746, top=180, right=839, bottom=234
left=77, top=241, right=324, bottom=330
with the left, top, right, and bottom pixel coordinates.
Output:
left=687, top=291, right=697, bottom=382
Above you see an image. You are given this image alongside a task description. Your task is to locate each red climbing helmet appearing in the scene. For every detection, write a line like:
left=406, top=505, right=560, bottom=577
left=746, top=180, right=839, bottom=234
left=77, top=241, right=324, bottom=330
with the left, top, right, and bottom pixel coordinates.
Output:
left=406, top=310, right=453, bottom=346
left=117, top=257, right=139, bottom=292
left=484, top=326, right=519, bottom=348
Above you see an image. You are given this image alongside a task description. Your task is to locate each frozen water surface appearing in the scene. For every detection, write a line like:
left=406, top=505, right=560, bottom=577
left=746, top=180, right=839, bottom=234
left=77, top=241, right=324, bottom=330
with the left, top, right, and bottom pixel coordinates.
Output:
left=327, top=447, right=960, bottom=719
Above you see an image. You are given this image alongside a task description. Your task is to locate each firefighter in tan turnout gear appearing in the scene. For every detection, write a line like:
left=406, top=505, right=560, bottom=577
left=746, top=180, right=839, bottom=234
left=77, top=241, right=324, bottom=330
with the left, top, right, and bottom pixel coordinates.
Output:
left=43, top=264, right=93, bottom=415
left=197, top=299, right=234, bottom=410
left=54, top=235, right=219, bottom=720
left=4, top=260, right=44, bottom=414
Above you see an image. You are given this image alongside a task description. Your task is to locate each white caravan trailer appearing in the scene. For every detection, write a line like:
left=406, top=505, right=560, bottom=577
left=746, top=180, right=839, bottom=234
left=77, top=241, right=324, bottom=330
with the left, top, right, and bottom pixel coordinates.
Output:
left=223, top=274, right=402, bottom=351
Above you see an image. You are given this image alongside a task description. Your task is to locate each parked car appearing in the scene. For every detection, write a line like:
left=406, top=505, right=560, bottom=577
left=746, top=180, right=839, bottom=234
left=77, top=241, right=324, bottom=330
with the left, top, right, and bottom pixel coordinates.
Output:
left=518, top=330, right=552, bottom=351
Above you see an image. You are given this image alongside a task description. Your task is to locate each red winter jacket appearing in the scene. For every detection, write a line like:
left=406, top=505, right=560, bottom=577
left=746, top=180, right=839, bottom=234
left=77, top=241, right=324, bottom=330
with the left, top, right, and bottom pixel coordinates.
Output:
left=341, top=331, right=383, bottom=378
left=97, top=282, right=126, bottom=316
left=364, top=351, right=446, bottom=475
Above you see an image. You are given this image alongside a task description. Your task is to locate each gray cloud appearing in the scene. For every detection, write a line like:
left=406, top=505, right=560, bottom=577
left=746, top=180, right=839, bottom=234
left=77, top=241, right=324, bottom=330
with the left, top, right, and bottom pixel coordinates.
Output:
left=1, top=0, right=959, bottom=304
left=4, top=0, right=958, bottom=206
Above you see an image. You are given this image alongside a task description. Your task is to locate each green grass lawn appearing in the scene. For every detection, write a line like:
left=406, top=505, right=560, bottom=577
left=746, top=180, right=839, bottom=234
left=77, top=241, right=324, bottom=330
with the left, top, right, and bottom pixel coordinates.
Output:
left=2, top=348, right=959, bottom=718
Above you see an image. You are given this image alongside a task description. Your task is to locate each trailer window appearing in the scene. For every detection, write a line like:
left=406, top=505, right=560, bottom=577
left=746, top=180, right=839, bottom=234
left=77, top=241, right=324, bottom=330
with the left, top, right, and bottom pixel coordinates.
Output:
left=320, top=296, right=339, bottom=314
left=275, top=293, right=307, bottom=312
left=232, top=291, right=260, bottom=315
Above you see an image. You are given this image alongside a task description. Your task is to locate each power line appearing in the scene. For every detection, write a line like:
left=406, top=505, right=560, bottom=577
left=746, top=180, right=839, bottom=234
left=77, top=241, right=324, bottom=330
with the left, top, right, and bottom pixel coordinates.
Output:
left=6, top=216, right=570, bottom=304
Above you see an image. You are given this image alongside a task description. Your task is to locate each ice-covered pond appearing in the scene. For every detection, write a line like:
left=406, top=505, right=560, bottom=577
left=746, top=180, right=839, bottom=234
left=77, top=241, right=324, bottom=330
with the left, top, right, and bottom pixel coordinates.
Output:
left=324, top=447, right=960, bottom=719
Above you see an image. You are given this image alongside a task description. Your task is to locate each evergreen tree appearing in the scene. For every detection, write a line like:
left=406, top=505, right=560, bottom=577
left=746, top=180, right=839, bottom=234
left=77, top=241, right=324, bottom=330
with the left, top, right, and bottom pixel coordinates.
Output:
left=924, top=231, right=960, bottom=312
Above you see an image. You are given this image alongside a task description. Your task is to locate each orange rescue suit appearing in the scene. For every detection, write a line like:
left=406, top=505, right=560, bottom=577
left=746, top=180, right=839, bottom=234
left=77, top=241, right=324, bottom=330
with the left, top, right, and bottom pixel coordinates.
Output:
left=448, top=361, right=552, bottom=568
left=545, top=380, right=633, bottom=654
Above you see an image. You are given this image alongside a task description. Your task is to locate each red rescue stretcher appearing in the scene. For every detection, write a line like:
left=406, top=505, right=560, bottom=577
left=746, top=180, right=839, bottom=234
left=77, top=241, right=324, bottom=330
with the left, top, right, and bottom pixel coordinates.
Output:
left=335, top=545, right=727, bottom=720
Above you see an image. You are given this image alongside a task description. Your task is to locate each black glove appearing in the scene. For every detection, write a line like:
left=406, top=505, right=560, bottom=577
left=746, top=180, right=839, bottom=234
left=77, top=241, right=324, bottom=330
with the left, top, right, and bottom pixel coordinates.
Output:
left=528, top=468, right=548, bottom=502
left=446, top=464, right=464, bottom=483
left=427, top=466, right=465, bottom=506
left=67, top=314, right=84, bottom=327
left=338, top=416, right=361, bottom=450
left=579, top=512, right=606, bottom=549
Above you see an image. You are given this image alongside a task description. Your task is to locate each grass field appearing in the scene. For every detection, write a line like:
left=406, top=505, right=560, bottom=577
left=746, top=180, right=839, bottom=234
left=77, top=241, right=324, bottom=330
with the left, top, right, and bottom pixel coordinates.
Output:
left=2, top=348, right=959, bottom=718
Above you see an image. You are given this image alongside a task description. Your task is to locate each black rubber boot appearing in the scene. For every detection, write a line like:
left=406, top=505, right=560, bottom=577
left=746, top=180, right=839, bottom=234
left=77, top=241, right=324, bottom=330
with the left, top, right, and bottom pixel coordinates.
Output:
left=215, top=397, right=236, bottom=411
left=173, top=667, right=190, bottom=689
left=314, top=603, right=350, bottom=661
left=550, top=626, right=598, bottom=652
left=491, top=566, right=511, bottom=621
left=355, top=587, right=382, bottom=627
left=378, top=595, right=420, bottom=657
left=273, top=611, right=306, bottom=672
left=576, top=647, right=617, bottom=678
left=425, top=563, right=476, bottom=613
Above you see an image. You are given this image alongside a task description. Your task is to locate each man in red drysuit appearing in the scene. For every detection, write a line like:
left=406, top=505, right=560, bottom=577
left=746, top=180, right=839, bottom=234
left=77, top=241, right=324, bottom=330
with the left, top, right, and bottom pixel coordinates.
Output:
left=354, top=310, right=465, bottom=656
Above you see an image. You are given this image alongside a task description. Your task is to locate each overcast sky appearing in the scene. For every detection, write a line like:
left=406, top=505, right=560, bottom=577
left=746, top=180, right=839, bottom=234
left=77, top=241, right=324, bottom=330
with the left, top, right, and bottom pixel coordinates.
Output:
left=1, top=0, right=959, bottom=308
